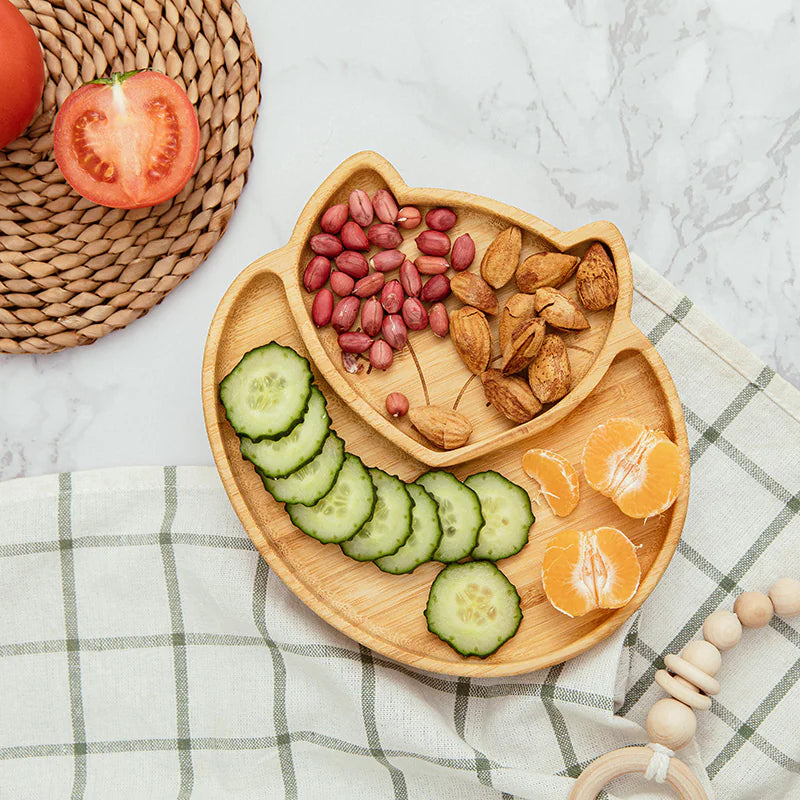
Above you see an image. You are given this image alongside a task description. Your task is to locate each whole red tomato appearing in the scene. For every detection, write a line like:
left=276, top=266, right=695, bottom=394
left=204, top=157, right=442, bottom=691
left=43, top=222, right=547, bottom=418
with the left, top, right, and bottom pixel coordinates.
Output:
left=0, top=0, right=45, bottom=148
left=54, top=70, right=201, bottom=209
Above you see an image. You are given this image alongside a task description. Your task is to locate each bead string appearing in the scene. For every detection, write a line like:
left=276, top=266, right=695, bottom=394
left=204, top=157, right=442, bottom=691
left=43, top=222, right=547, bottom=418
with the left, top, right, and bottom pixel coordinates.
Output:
left=643, top=577, right=800, bottom=780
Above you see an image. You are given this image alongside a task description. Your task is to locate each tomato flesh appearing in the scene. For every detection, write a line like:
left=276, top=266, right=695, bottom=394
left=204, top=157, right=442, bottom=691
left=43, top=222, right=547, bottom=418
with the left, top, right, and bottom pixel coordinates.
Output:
left=54, top=71, right=200, bottom=209
left=0, top=0, right=45, bottom=148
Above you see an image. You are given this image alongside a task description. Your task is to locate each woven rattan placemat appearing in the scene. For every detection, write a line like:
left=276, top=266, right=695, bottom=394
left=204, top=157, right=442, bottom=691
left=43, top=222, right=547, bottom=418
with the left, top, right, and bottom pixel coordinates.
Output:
left=0, top=0, right=261, bottom=354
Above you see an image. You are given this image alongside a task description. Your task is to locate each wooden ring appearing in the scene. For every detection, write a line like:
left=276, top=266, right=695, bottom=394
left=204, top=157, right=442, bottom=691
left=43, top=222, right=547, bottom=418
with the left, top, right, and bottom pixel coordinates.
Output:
left=568, top=746, right=708, bottom=800
left=655, top=669, right=712, bottom=710
left=664, top=654, right=721, bottom=695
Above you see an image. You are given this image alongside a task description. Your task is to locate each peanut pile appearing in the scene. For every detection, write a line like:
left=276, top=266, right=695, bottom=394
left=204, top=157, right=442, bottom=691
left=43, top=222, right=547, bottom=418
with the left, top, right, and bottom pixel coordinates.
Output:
left=303, top=188, right=475, bottom=372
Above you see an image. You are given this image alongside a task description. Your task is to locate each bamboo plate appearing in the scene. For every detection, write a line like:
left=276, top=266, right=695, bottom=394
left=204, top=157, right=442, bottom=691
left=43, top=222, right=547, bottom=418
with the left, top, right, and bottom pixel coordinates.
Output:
left=202, top=151, right=689, bottom=677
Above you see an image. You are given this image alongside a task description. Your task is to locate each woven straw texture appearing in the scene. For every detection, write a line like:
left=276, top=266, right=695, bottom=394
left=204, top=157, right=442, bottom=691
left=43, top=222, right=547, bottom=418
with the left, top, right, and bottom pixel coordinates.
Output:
left=0, top=0, right=261, bottom=354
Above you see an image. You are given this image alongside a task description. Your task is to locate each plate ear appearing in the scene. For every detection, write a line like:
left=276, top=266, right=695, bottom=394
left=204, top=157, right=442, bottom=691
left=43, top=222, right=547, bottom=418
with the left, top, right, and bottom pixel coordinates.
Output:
left=287, top=151, right=408, bottom=251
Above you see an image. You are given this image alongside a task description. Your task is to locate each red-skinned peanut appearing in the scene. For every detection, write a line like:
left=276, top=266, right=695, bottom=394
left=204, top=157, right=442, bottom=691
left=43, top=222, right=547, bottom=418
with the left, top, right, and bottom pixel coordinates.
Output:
left=335, top=250, right=369, bottom=279
left=415, top=230, right=451, bottom=256
left=320, top=203, right=348, bottom=234
left=330, top=270, right=355, bottom=296
left=338, top=331, right=373, bottom=353
left=402, top=297, right=428, bottom=331
left=450, top=233, right=476, bottom=271
left=348, top=189, right=373, bottom=227
left=309, top=233, right=343, bottom=258
left=311, top=288, right=334, bottom=327
left=382, top=314, right=408, bottom=350
left=353, top=272, right=385, bottom=298
left=428, top=302, right=449, bottom=337
left=396, top=206, right=422, bottom=229
left=370, top=340, right=394, bottom=370
left=340, top=221, right=369, bottom=251
left=381, top=279, right=404, bottom=314
left=370, top=249, right=405, bottom=273
left=372, top=189, right=399, bottom=224
left=399, top=260, right=422, bottom=297
left=361, top=296, right=384, bottom=337
left=420, top=274, right=451, bottom=302
left=425, top=207, right=457, bottom=231
left=331, top=295, right=360, bottom=333
left=303, top=255, right=331, bottom=292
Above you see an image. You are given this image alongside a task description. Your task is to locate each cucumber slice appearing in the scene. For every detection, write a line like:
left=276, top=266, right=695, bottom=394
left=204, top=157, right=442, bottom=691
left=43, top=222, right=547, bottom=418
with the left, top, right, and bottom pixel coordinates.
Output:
left=287, top=454, right=375, bottom=543
left=415, top=471, right=483, bottom=563
left=425, top=561, right=522, bottom=657
left=220, top=343, right=313, bottom=441
left=466, top=471, right=535, bottom=561
left=240, top=387, right=329, bottom=478
left=261, top=433, right=345, bottom=506
left=340, top=468, right=413, bottom=561
left=375, top=484, right=443, bottom=574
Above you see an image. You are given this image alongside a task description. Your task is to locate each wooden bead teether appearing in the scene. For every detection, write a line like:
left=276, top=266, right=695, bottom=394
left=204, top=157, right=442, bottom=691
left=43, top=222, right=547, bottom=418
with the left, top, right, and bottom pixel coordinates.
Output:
left=768, top=577, right=800, bottom=616
left=702, top=610, right=742, bottom=650
left=680, top=640, right=721, bottom=677
left=733, top=591, right=773, bottom=628
left=569, top=576, right=799, bottom=800
left=646, top=697, right=697, bottom=750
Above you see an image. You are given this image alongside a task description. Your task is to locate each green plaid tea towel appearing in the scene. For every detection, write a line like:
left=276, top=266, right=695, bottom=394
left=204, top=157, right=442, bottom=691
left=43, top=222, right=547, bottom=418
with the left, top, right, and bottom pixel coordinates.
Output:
left=1, top=256, right=798, bottom=799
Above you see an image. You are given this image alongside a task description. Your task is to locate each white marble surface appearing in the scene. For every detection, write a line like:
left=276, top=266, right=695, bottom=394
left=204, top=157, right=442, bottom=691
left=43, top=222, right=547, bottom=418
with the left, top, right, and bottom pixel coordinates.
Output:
left=1, top=0, right=799, bottom=481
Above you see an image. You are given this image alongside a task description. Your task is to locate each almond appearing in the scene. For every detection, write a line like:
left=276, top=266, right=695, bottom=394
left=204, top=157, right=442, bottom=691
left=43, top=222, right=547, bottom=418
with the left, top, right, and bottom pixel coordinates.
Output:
left=501, top=318, right=545, bottom=375
left=449, top=272, right=499, bottom=315
left=499, top=293, right=538, bottom=353
left=480, top=226, right=521, bottom=289
left=515, top=252, right=580, bottom=293
left=481, top=369, right=542, bottom=423
left=534, top=287, right=590, bottom=331
left=408, top=405, right=472, bottom=449
left=528, top=334, right=571, bottom=403
left=575, top=242, right=618, bottom=310
left=449, top=306, right=491, bottom=375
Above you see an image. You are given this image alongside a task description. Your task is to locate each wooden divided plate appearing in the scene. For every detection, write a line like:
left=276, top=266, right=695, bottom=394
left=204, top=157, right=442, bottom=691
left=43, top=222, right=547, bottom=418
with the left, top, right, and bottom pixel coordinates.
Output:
left=201, top=151, right=689, bottom=676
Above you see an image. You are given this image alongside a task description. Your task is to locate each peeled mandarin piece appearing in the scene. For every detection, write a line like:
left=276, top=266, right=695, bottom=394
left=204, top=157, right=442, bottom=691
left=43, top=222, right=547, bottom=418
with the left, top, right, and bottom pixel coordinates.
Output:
left=702, top=610, right=742, bottom=651
left=582, top=416, right=685, bottom=519
left=681, top=640, right=722, bottom=677
left=769, top=577, right=800, bottom=616
left=541, top=527, right=640, bottom=617
left=541, top=530, right=596, bottom=618
left=521, top=448, right=580, bottom=517
left=591, top=526, right=641, bottom=608
left=646, top=698, right=697, bottom=750
left=612, top=435, right=685, bottom=519
left=734, top=591, right=773, bottom=628
left=581, top=417, right=645, bottom=495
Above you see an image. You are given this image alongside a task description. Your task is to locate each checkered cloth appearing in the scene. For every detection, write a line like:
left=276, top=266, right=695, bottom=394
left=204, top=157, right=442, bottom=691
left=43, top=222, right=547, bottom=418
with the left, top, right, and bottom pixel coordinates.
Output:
left=1, top=256, right=798, bottom=799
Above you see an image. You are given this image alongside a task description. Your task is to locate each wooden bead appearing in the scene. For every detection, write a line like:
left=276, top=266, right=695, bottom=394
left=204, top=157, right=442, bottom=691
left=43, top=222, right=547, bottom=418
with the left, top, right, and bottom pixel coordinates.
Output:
left=702, top=610, right=742, bottom=651
left=734, top=591, right=773, bottom=628
left=655, top=669, right=712, bottom=710
left=681, top=640, right=722, bottom=677
left=646, top=698, right=697, bottom=750
left=664, top=654, right=721, bottom=695
left=769, top=577, right=800, bottom=617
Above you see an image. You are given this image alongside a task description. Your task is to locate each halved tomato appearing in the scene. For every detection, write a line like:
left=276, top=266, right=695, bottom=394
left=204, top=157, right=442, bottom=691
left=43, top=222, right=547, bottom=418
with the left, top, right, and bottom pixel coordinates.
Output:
left=54, top=70, right=200, bottom=209
left=0, top=0, right=45, bottom=149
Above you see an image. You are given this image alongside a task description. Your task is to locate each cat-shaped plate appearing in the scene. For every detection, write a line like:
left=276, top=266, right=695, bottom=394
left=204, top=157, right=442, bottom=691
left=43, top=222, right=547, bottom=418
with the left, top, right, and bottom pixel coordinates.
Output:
left=202, top=152, right=688, bottom=676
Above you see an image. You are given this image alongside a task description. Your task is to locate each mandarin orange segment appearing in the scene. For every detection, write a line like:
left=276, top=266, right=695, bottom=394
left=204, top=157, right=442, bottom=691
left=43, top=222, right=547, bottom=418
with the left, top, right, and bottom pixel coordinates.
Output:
left=521, top=448, right=579, bottom=517
left=581, top=417, right=685, bottom=519
left=541, top=527, right=641, bottom=618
